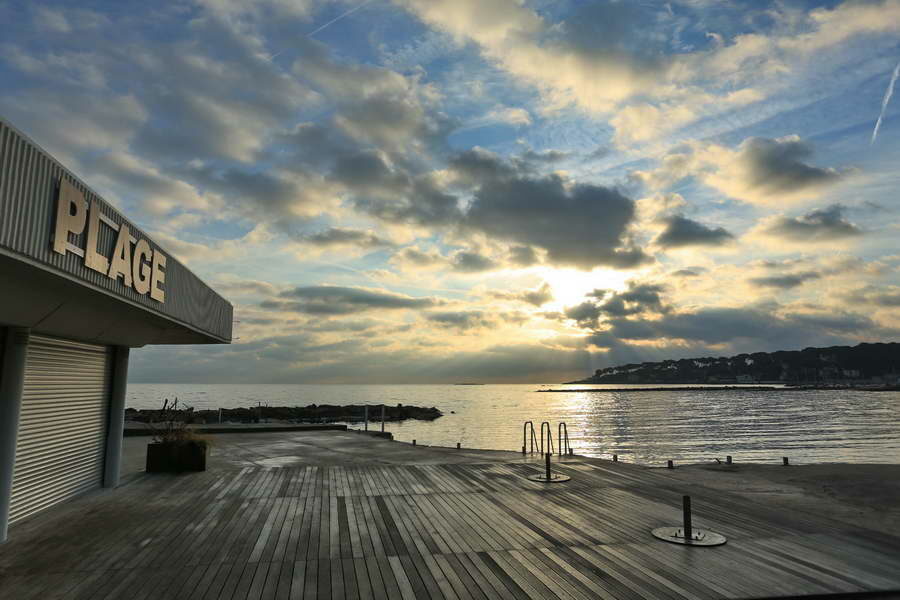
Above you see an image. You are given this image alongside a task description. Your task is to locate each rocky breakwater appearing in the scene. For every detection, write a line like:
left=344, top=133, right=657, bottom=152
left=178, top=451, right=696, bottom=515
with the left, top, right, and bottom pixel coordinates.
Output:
left=125, top=403, right=443, bottom=425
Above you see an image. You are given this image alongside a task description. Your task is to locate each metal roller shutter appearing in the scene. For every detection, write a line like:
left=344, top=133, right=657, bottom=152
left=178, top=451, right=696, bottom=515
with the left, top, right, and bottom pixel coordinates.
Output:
left=9, top=335, right=111, bottom=523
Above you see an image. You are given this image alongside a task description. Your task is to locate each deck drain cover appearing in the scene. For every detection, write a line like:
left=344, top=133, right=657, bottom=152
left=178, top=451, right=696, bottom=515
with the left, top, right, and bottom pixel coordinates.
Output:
left=651, top=527, right=726, bottom=546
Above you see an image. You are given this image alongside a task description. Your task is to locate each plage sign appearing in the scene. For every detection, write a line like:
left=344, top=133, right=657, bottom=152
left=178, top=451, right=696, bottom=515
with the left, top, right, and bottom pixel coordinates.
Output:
left=52, top=179, right=167, bottom=303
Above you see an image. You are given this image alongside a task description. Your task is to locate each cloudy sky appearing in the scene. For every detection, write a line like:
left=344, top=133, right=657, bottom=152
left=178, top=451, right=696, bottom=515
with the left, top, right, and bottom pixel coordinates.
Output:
left=3, top=0, right=900, bottom=383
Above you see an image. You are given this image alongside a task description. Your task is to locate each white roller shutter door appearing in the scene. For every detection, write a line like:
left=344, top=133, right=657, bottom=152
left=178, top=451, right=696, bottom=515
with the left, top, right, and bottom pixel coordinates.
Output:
left=9, top=334, right=111, bottom=523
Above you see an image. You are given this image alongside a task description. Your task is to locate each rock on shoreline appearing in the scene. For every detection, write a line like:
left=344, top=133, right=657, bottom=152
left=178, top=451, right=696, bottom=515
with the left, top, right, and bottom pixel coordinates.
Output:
left=125, top=403, right=442, bottom=424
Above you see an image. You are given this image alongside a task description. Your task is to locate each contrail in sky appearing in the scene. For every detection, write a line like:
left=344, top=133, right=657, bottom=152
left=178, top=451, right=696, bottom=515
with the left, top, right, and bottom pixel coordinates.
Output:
left=266, top=1, right=373, bottom=62
left=307, top=0, right=372, bottom=37
left=871, top=60, right=900, bottom=144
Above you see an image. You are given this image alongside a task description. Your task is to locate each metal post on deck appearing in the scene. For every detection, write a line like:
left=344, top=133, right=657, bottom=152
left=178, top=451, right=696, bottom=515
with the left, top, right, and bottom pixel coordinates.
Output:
left=651, top=493, right=726, bottom=546
left=545, top=452, right=551, bottom=480
left=219, top=408, right=222, bottom=424
left=364, top=405, right=368, bottom=431
left=682, top=495, right=692, bottom=540
left=381, top=405, right=385, bottom=432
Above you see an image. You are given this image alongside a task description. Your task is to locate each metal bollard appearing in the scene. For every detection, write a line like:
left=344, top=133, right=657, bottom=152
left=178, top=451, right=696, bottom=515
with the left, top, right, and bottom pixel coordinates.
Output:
left=456, top=442, right=461, bottom=450
left=522, top=445, right=526, bottom=455
left=412, top=439, right=416, bottom=446
left=613, top=454, right=618, bottom=462
left=218, top=408, right=222, bottom=424
left=381, top=405, right=385, bottom=432
left=667, top=460, right=674, bottom=469
left=726, top=455, right=732, bottom=465
left=683, top=495, right=692, bottom=539
left=364, top=405, right=368, bottom=431
left=783, top=456, right=789, bottom=466
left=545, top=452, right=551, bottom=481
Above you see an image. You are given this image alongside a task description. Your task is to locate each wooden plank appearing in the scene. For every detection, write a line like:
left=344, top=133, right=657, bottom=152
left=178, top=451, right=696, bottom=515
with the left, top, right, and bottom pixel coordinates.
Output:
left=387, top=555, right=418, bottom=600
left=353, top=556, right=375, bottom=600
left=275, top=560, right=295, bottom=600
left=330, top=556, right=346, bottom=600
left=341, top=557, right=361, bottom=600
left=289, top=560, right=306, bottom=600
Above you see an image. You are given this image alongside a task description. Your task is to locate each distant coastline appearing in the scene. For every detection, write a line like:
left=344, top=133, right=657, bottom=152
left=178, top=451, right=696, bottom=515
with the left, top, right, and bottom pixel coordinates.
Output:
left=548, top=384, right=900, bottom=392
left=569, top=341, right=900, bottom=387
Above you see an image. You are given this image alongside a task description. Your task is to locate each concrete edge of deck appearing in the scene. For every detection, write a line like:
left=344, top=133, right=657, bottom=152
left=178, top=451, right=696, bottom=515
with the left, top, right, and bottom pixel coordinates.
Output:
left=123, top=423, right=352, bottom=436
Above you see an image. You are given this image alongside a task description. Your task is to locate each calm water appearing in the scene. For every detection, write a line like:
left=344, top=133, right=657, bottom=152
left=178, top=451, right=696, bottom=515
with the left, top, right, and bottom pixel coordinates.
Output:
left=127, top=384, right=900, bottom=465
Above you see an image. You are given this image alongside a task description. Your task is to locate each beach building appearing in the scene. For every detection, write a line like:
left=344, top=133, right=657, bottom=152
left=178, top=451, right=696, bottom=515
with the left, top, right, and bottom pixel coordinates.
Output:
left=0, top=119, right=232, bottom=542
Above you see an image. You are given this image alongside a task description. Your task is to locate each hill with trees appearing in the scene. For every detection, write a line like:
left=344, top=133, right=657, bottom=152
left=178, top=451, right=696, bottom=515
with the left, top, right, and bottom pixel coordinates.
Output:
left=569, top=342, right=900, bottom=385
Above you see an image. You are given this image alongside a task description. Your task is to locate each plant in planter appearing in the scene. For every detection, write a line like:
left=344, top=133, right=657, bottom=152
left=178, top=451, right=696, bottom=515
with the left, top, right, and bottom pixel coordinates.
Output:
left=145, top=398, right=210, bottom=473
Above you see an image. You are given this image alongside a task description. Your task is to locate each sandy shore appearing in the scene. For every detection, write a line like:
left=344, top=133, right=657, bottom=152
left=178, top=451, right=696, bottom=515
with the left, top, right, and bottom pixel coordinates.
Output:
left=661, top=462, right=900, bottom=537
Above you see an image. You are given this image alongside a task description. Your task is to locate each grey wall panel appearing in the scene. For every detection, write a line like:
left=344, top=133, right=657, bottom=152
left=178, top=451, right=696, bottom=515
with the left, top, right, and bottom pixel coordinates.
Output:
left=8, top=334, right=111, bottom=523
left=0, top=119, right=232, bottom=343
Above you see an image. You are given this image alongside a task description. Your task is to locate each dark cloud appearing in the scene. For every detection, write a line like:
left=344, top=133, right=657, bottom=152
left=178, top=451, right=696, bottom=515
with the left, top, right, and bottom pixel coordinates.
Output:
left=344, top=146, right=648, bottom=270
left=173, top=161, right=326, bottom=226
left=517, top=148, right=569, bottom=165
left=654, top=215, right=734, bottom=248
left=760, top=204, right=863, bottom=242
left=521, top=283, right=554, bottom=306
left=840, top=286, right=900, bottom=307
left=425, top=311, right=497, bottom=330
left=565, top=282, right=667, bottom=328
left=347, top=163, right=463, bottom=226
left=391, top=246, right=444, bottom=269
left=262, top=285, right=443, bottom=314
left=302, top=227, right=393, bottom=249
left=583, top=146, right=610, bottom=162
left=508, top=246, right=540, bottom=267
left=560, top=1, right=669, bottom=70
left=331, top=150, right=409, bottom=193
left=451, top=251, right=497, bottom=273
left=212, top=278, right=280, bottom=296
left=457, top=150, right=648, bottom=269
left=292, top=36, right=455, bottom=153
left=450, top=147, right=520, bottom=184
left=783, top=311, right=874, bottom=333
left=670, top=268, right=706, bottom=277
left=489, top=283, right=554, bottom=307
left=125, top=17, right=314, bottom=163
left=749, top=272, right=822, bottom=289
left=605, top=306, right=877, bottom=346
left=736, top=136, right=843, bottom=196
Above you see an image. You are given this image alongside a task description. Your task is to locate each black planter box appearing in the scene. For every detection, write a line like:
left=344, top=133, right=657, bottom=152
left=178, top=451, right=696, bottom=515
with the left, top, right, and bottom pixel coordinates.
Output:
left=146, top=442, right=207, bottom=473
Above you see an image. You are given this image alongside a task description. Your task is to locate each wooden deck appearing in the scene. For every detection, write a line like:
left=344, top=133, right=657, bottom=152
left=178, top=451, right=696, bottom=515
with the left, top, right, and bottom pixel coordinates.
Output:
left=3, top=438, right=900, bottom=599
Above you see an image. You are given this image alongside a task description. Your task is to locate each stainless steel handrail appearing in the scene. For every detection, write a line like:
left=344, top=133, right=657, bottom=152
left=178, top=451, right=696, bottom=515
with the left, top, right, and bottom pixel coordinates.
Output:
left=558, top=422, right=570, bottom=456
left=522, top=421, right=539, bottom=454
left=540, top=421, right=554, bottom=455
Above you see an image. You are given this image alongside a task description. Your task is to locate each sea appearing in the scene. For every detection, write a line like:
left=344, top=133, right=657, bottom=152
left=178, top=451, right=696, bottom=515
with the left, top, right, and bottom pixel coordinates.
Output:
left=126, top=383, right=900, bottom=466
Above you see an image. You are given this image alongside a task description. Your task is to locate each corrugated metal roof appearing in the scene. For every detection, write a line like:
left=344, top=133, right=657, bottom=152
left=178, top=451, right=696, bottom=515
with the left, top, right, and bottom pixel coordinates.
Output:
left=0, top=118, right=232, bottom=343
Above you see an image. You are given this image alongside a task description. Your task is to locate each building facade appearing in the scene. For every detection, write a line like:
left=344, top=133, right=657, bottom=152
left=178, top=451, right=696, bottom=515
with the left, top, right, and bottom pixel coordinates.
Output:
left=0, top=119, right=232, bottom=542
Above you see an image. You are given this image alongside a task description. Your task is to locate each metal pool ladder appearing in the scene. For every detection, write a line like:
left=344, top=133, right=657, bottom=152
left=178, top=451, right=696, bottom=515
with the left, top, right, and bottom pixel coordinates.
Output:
left=522, top=421, right=571, bottom=455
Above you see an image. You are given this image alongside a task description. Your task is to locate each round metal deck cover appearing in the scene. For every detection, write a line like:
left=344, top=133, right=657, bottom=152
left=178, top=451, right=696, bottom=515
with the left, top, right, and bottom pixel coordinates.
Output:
left=527, top=473, right=571, bottom=483
left=651, top=527, right=726, bottom=546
